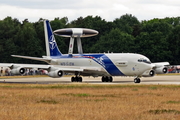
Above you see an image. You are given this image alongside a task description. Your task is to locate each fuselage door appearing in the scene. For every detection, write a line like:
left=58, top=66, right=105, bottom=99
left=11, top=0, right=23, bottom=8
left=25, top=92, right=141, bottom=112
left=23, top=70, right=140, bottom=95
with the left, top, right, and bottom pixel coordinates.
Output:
left=115, top=61, right=128, bottom=67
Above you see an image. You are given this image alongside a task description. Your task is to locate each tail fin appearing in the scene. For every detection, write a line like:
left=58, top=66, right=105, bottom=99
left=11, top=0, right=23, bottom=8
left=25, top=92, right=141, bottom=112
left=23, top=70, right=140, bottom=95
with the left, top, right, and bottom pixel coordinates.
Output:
left=44, top=20, right=62, bottom=56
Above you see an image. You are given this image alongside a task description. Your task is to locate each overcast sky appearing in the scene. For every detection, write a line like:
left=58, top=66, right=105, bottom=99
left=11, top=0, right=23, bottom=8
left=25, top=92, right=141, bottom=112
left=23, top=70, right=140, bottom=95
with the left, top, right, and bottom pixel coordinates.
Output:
left=0, top=0, right=180, bottom=22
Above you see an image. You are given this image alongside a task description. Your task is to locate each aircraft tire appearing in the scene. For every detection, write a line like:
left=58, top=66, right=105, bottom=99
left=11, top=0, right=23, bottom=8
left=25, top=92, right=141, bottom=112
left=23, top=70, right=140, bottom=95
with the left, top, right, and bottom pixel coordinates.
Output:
left=71, top=77, right=75, bottom=82
left=79, top=77, right=82, bottom=82
left=102, top=76, right=105, bottom=82
left=105, top=76, right=109, bottom=82
left=109, top=76, right=113, bottom=82
left=134, top=78, right=141, bottom=83
left=71, top=76, right=82, bottom=82
left=75, top=77, right=79, bottom=82
left=137, top=78, right=141, bottom=83
left=102, top=76, right=113, bottom=82
left=134, top=78, right=138, bottom=83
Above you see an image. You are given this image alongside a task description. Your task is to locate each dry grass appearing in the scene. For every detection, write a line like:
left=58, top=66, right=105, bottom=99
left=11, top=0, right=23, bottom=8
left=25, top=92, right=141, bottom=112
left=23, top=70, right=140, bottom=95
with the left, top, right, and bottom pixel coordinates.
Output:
left=0, top=84, right=180, bottom=120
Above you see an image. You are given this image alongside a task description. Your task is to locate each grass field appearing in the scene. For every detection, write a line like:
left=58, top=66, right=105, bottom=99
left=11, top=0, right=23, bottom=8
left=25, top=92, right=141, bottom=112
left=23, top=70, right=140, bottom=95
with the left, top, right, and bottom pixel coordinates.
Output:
left=0, top=84, right=180, bottom=120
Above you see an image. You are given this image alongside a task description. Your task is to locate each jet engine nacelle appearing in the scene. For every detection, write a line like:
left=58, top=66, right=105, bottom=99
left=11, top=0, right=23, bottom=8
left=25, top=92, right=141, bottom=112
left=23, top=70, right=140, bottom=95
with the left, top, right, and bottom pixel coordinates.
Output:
left=154, top=67, right=168, bottom=74
left=48, top=70, right=64, bottom=78
left=142, top=70, right=155, bottom=77
left=11, top=67, right=26, bottom=75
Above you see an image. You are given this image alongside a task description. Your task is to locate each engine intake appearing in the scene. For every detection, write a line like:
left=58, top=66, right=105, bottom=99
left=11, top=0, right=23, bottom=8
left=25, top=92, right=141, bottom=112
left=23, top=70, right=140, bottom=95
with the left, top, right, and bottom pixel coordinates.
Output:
left=142, top=70, right=155, bottom=77
left=154, top=67, right=168, bottom=74
left=48, top=70, right=64, bottom=78
left=11, top=67, right=26, bottom=75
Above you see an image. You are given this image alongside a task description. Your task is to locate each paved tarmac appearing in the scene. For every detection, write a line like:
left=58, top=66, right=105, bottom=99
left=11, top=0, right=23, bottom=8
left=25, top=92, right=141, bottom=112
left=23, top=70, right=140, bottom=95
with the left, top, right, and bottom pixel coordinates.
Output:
left=0, top=75, right=180, bottom=85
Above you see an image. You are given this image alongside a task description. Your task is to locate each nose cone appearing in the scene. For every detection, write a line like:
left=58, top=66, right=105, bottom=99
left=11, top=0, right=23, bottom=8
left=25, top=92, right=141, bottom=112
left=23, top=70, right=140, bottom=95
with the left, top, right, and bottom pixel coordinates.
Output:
left=53, top=28, right=98, bottom=38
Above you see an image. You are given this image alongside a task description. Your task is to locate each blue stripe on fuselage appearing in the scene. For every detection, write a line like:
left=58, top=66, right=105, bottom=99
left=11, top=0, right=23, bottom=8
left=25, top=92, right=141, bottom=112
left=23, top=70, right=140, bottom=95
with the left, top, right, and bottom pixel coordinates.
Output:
left=83, top=54, right=125, bottom=76
left=51, top=54, right=125, bottom=76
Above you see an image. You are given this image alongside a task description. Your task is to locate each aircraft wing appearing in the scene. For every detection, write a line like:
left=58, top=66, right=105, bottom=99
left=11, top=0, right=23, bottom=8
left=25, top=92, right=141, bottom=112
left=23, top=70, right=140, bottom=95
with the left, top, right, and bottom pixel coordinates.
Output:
left=0, top=63, right=106, bottom=77
left=11, top=55, right=52, bottom=63
left=151, top=62, right=170, bottom=74
left=0, top=63, right=83, bottom=71
left=152, top=62, right=170, bottom=68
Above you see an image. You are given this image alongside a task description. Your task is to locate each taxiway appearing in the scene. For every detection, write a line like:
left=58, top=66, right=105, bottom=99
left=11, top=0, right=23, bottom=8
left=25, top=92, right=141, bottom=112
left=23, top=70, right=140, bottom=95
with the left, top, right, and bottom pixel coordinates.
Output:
left=0, top=75, right=180, bottom=85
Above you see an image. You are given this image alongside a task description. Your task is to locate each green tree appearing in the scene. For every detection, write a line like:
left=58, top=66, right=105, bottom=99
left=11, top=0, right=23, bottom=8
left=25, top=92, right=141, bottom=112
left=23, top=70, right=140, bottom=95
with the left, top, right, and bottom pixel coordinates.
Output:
left=135, top=31, right=171, bottom=62
left=0, top=17, right=21, bottom=62
left=68, top=16, right=112, bottom=53
left=0, top=15, right=180, bottom=64
left=91, top=28, right=135, bottom=53
left=33, top=18, right=46, bottom=55
left=164, top=17, right=180, bottom=27
left=167, top=25, right=180, bottom=64
left=50, top=18, right=68, bottom=54
left=14, top=19, right=44, bottom=63
left=113, top=14, right=140, bottom=35
left=141, top=19, right=172, bottom=35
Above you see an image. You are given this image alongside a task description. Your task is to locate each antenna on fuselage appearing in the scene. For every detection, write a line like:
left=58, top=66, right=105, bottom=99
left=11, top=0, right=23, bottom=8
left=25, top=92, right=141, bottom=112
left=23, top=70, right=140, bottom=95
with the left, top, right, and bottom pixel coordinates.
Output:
left=53, top=28, right=98, bottom=55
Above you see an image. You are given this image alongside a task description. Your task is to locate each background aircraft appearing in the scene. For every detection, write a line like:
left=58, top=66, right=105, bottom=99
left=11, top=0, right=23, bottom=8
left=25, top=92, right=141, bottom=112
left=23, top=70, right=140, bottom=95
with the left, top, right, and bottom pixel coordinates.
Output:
left=0, top=20, right=169, bottom=83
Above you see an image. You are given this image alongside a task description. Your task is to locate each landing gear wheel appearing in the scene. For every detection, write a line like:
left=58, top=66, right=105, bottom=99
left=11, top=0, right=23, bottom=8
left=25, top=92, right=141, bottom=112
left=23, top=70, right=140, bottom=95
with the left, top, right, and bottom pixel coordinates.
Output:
left=71, top=76, right=83, bottom=82
left=134, top=78, right=141, bottom=83
left=105, top=76, right=109, bottom=82
left=78, top=77, right=82, bottom=82
left=71, top=77, right=75, bottom=82
left=75, top=76, right=80, bottom=82
left=109, top=76, right=113, bottom=82
left=101, top=76, right=113, bottom=82
left=102, top=76, right=105, bottom=82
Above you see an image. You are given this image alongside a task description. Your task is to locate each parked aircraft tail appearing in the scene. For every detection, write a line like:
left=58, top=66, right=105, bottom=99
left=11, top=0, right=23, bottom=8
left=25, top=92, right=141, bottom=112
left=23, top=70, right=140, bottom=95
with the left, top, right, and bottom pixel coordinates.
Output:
left=44, top=20, right=62, bottom=56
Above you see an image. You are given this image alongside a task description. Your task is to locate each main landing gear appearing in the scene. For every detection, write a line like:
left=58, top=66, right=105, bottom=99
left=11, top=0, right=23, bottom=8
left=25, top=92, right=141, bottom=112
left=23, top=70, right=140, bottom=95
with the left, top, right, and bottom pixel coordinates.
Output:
left=71, top=76, right=82, bottom=82
left=71, top=76, right=140, bottom=83
left=71, top=72, right=82, bottom=82
left=71, top=76, right=113, bottom=82
left=134, top=77, right=141, bottom=83
left=101, top=76, right=113, bottom=82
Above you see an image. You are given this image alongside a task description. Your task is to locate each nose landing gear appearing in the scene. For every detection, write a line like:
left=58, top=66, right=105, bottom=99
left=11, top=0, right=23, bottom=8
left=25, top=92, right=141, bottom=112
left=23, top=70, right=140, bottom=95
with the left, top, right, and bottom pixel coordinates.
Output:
left=134, top=78, right=141, bottom=83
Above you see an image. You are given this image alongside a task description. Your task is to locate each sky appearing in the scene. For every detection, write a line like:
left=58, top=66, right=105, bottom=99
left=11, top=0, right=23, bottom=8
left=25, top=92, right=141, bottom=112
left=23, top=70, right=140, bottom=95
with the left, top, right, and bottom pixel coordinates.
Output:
left=0, top=0, right=180, bottom=22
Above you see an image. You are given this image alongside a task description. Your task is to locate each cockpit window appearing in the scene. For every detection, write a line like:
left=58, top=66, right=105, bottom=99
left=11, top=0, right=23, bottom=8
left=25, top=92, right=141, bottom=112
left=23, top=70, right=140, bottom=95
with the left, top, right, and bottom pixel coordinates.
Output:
left=143, top=59, right=151, bottom=64
left=138, top=59, right=142, bottom=62
left=138, top=59, right=151, bottom=64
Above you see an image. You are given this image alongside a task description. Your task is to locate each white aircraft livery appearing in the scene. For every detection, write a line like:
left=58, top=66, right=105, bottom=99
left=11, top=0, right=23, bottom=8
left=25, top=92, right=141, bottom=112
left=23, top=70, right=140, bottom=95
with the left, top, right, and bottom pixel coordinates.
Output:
left=0, top=20, right=170, bottom=83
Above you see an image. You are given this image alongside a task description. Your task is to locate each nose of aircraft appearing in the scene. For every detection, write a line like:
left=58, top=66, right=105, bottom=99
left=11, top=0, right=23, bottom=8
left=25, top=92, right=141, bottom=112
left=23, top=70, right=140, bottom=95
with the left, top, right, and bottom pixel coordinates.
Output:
left=150, top=63, right=155, bottom=69
left=143, top=63, right=154, bottom=72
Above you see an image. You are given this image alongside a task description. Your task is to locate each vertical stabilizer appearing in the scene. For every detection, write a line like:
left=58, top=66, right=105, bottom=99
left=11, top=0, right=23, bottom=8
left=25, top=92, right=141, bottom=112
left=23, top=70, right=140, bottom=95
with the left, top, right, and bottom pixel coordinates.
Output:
left=44, top=20, right=62, bottom=56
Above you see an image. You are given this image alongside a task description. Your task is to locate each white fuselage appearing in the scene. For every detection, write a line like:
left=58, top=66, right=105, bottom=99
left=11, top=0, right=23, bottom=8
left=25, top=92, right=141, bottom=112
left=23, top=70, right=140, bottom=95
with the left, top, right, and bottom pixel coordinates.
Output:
left=48, top=53, right=153, bottom=77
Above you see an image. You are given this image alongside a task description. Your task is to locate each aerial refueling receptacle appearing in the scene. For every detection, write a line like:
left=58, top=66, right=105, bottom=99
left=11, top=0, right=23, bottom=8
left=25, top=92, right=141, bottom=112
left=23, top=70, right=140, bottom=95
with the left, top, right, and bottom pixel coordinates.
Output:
left=53, top=28, right=98, bottom=37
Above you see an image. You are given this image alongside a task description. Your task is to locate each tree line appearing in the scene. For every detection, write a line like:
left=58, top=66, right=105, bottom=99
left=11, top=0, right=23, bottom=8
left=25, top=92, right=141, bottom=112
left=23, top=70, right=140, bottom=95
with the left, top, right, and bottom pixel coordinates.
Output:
left=0, top=14, right=180, bottom=64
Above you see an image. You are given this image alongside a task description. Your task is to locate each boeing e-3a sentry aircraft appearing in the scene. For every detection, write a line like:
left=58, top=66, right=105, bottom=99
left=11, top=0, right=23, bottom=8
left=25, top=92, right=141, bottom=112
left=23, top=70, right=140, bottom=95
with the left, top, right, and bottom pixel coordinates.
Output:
left=0, top=20, right=170, bottom=83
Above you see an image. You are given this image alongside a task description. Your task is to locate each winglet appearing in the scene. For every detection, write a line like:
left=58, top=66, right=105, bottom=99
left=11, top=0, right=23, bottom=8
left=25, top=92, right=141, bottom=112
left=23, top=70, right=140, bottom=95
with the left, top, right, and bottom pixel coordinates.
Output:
left=44, top=20, right=62, bottom=56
